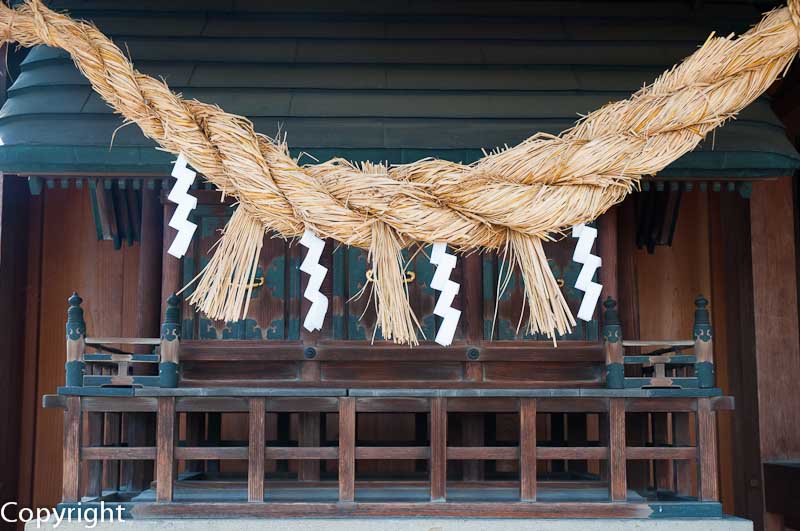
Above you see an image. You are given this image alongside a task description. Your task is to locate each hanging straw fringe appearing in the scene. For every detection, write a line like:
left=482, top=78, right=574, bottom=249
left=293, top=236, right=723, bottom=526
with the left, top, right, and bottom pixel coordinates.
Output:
left=0, top=0, right=798, bottom=341
left=368, top=222, right=421, bottom=345
left=184, top=208, right=265, bottom=322
left=507, top=232, right=575, bottom=340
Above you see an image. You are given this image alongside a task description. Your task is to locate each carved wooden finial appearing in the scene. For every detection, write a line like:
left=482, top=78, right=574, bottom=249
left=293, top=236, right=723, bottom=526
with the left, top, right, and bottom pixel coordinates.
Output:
left=603, top=297, right=620, bottom=327
left=161, top=294, right=181, bottom=340
left=66, top=292, right=85, bottom=340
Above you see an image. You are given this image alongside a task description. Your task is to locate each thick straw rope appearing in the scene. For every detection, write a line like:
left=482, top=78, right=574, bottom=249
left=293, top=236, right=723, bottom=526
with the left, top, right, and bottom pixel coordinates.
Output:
left=1, top=0, right=798, bottom=344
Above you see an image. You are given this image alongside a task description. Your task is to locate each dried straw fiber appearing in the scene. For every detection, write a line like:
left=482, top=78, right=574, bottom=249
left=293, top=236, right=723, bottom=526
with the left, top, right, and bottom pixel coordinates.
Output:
left=2, top=0, right=798, bottom=344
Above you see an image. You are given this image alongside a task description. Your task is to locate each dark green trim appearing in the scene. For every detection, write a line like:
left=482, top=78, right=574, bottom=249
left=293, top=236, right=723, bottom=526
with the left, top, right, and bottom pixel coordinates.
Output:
left=0, top=144, right=797, bottom=177
left=606, top=363, right=624, bottom=389
left=64, top=360, right=85, bottom=388
left=159, top=361, right=179, bottom=388
left=696, top=361, right=715, bottom=389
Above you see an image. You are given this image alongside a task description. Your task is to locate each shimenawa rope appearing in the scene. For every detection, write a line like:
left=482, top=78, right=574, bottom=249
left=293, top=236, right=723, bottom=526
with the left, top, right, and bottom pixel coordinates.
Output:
left=0, top=0, right=798, bottom=344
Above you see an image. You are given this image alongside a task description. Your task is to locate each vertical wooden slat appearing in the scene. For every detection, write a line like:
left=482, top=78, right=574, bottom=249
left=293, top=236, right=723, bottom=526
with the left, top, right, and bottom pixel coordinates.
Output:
left=206, top=412, right=221, bottom=476
left=62, top=396, right=81, bottom=502
left=609, top=398, right=627, bottom=501
left=248, top=398, right=266, bottom=502
left=461, top=413, right=484, bottom=481
left=697, top=398, right=719, bottom=501
left=86, top=412, right=104, bottom=497
left=185, top=413, right=205, bottom=473
left=299, top=412, right=321, bottom=481
left=338, top=397, right=355, bottom=502
left=673, top=411, right=695, bottom=496
left=520, top=398, right=537, bottom=501
left=430, top=397, right=447, bottom=502
left=156, top=397, right=176, bottom=502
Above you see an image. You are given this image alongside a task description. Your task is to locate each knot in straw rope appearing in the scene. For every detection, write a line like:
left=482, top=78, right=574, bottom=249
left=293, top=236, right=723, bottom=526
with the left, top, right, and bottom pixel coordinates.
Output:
left=0, top=0, right=798, bottom=344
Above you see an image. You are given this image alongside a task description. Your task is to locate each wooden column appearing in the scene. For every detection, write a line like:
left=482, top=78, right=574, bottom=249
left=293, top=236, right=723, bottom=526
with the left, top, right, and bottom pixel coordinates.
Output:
left=248, top=398, right=266, bottom=502
left=599, top=206, right=619, bottom=301
left=0, top=177, right=30, bottom=510
left=609, top=398, right=627, bottom=501
left=430, top=397, right=447, bottom=502
left=709, top=190, right=759, bottom=522
left=156, top=397, right=176, bottom=502
left=520, top=398, right=537, bottom=501
left=749, top=177, right=800, bottom=531
left=62, top=396, right=82, bottom=503
left=462, top=253, right=485, bottom=481
left=126, top=189, right=162, bottom=492
left=338, top=397, right=355, bottom=502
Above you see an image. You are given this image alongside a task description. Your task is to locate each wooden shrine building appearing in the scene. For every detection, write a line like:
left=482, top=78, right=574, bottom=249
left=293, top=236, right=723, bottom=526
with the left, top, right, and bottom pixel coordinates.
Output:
left=0, top=0, right=799, bottom=529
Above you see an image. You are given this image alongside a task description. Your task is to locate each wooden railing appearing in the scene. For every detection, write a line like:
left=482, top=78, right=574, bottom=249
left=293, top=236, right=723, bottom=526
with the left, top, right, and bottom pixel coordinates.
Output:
left=45, top=388, right=732, bottom=519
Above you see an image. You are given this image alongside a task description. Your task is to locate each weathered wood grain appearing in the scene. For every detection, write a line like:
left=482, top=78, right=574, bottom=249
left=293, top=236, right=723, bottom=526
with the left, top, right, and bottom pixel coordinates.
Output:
left=248, top=398, right=265, bottom=502
left=430, top=397, right=447, bottom=501
left=520, top=398, right=536, bottom=501
left=156, top=397, right=176, bottom=502
left=338, top=397, right=355, bottom=502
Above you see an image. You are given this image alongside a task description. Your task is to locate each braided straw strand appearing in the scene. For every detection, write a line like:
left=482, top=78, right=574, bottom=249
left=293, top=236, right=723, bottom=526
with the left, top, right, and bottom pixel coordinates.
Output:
left=0, top=0, right=797, bottom=344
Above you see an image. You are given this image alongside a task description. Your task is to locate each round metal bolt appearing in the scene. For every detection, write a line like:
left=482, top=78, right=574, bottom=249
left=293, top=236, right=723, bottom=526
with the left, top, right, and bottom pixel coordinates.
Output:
left=467, top=348, right=480, bottom=360
left=303, top=346, right=317, bottom=359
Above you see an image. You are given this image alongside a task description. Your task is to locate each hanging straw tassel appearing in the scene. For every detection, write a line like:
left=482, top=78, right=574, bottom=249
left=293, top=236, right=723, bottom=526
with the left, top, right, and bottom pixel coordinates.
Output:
left=185, top=207, right=265, bottom=322
left=506, top=231, right=575, bottom=341
left=367, top=222, right=421, bottom=345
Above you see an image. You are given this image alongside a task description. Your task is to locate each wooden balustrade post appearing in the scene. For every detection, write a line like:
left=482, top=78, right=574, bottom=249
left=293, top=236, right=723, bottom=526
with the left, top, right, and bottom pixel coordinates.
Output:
left=520, top=398, right=537, bottom=501
left=159, top=294, right=180, bottom=388
left=693, top=295, right=715, bottom=388
left=338, top=397, right=355, bottom=503
left=430, top=397, right=447, bottom=502
left=603, top=298, right=624, bottom=389
left=609, top=398, right=627, bottom=501
left=248, top=398, right=266, bottom=502
left=65, top=293, right=85, bottom=387
left=156, top=397, right=176, bottom=502
left=62, top=396, right=81, bottom=502
left=697, top=398, right=719, bottom=501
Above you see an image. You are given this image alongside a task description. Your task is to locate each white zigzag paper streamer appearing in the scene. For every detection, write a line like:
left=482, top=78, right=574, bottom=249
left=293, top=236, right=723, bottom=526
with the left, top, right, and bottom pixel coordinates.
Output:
left=430, top=243, right=462, bottom=346
left=572, top=224, right=603, bottom=321
left=299, top=229, right=329, bottom=332
left=166, top=154, right=198, bottom=258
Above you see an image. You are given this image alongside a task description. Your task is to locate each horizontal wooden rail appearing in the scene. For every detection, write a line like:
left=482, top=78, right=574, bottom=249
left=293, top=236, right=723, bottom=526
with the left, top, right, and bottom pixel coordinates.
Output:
left=447, top=447, right=519, bottom=460
left=85, top=337, right=161, bottom=345
left=538, top=447, right=607, bottom=460
left=622, top=340, right=694, bottom=347
left=175, top=447, right=248, bottom=460
left=356, top=447, right=430, bottom=460
left=82, top=447, right=156, bottom=460
left=267, top=447, right=339, bottom=460
left=626, top=446, right=696, bottom=460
